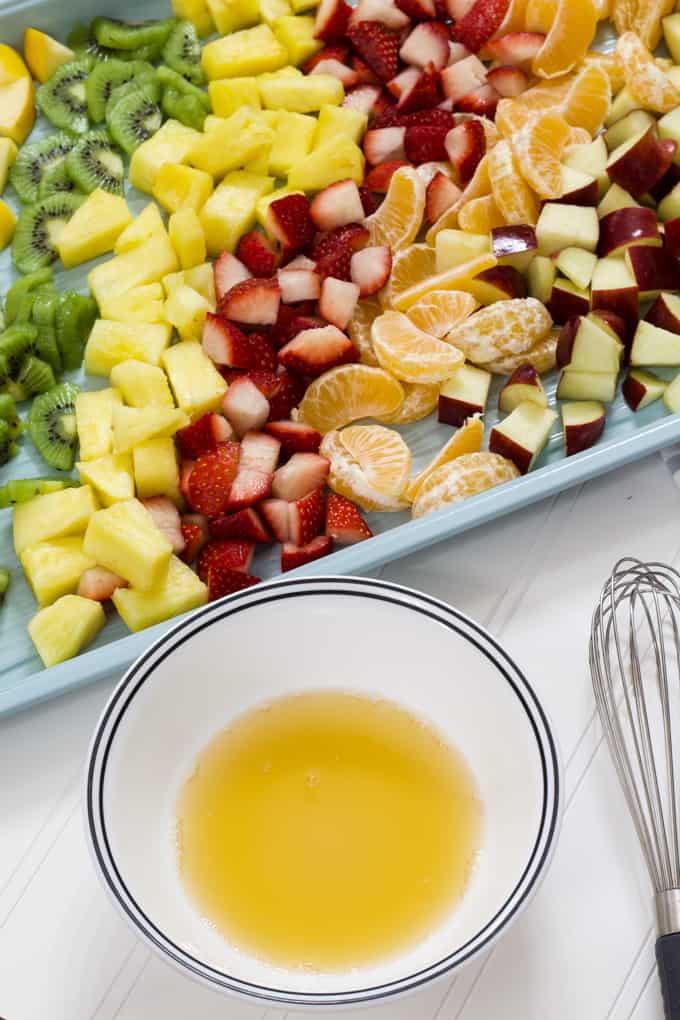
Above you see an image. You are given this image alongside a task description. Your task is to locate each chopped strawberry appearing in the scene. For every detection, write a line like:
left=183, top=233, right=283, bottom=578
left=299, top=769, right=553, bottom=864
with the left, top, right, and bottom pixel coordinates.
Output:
left=326, top=492, right=373, bottom=544
left=359, top=185, right=377, bottom=214
left=285, top=255, right=318, bottom=271
left=220, top=277, right=281, bottom=326
left=351, top=55, right=382, bottom=84
left=180, top=513, right=209, bottom=563
left=213, top=251, right=250, bottom=303
left=456, top=83, right=499, bottom=116
left=425, top=171, right=462, bottom=222
left=272, top=452, right=331, bottom=501
left=399, top=22, right=450, bottom=69
left=241, top=369, right=282, bottom=401
left=268, top=368, right=306, bottom=420
left=372, top=89, right=397, bottom=119
left=246, top=331, right=278, bottom=373
left=395, top=0, right=436, bottom=17
left=342, top=84, right=383, bottom=115
left=237, top=231, right=279, bottom=277
left=395, top=107, right=455, bottom=128
left=198, top=539, right=255, bottom=581
left=270, top=301, right=317, bottom=347
left=447, top=0, right=475, bottom=14
left=175, top=412, right=234, bottom=458
left=404, top=120, right=450, bottom=161
left=440, top=53, right=487, bottom=101
left=350, top=245, right=392, bottom=296
left=350, top=0, right=411, bottom=29
left=77, top=566, right=127, bottom=601
left=313, top=223, right=370, bottom=280
left=288, top=488, right=326, bottom=546
left=310, top=179, right=366, bottom=232
left=208, top=566, right=261, bottom=601
left=142, top=496, right=185, bottom=554
left=445, top=119, right=486, bottom=183
left=202, top=313, right=253, bottom=368
left=397, top=63, right=442, bottom=114
left=259, top=498, right=291, bottom=543
left=209, top=507, right=272, bottom=543
left=453, top=0, right=510, bottom=50
left=486, top=64, right=529, bottom=97
left=314, top=0, right=352, bottom=41
left=278, top=268, right=321, bottom=303
left=311, top=58, right=360, bottom=87
left=303, top=43, right=350, bottom=71
left=179, top=459, right=195, bottom=503
left=365, top=159, right=411, bottom=191
left=347, top=21, right=401, bottom=82
left=187, top=443, right=241, bottom=517
left=278, top=324, right=358, bottom=376
left=363, top=126, right=406, bottom=165
left=387, top=66, right=420, bottom=98
left=480, top=31, right=545, bottom=65
left=264, top=420, right=322, bottom=456
left=240, top=430, right=281, bottom=474
left=275, top=315, right=325, bottom=351
left=224, top=467, right=274, bottom=511
left=448, top=41, right=470, bottom=63
left=265, top=194, right=315, bottom=256
left=281, top=535, right=333, bottom=571
left=319, top=277, right=361, bottom=329
left=222, top=376, right=271, bottom=436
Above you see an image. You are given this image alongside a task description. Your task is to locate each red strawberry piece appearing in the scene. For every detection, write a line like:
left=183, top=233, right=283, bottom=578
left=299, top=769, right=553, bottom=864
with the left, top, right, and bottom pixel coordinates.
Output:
left=440, top=53, right=487, bottom=102
left=77, top=566, right=127, bottom=601
left=342, top=84, right=383, bottom=115
left=349, top=0, right=411, bottom=30
left=448, top=41, right=470, bottom=64
left=180, top=513, right=209, bottom=563
left=246, top=331, right=278, bottom=372
left=272, top=452, right=331, bottom=501
left=237, top=231, right=279, bottom=277
left=311, top=59, right=360, bottom=87
left=288, top=488, right=326, bottom=546
left=310, top=179, right=366, bottom=232
left=359, top=185, right=377, bottom=214
left=480, top=31, right=545, bottom=65
left=363, top=126, right=406, bottom=165
left=404, top=121, right=449, bottom=161
left=265, top=194, right=315, bottom=256
left=175, top=412, right=233, bottom=459
left=142, top=496, right=185, bottom=554
left=284, top=254, right=317, bottom=271
left=281, top=535, right=333, bottom=572
left=202, top=313, right=253, bottom=368
left=350, top=245, right=392, bottom=296
left=395, top=107, right=455, bottom=128
left=240, top=430, right=281, bottom=473
left=387, top=66, right=419, bottom=98
left=222, top=376, right=271, bottom=436
left=454, top=0, right=511, bottom=52
left=314, top=0, right=352, bottom=42
left=259, top=498, right=291, bottom=542
left=220, top=277, right=281, bottom=326
left=395, top=0, right=436, bottom=18
left=445, top=119, right=486, bottom=183
left=397, top=63, right=441, bottom=113
left=268, top=368, right=306, bottom=420
left=209, top=507, right=272, bottom=543
left=274, top=314, right=325, bottom=350
left=425, top=171, right=462, bottom=222
left=456, top=83, right=499, bottom=117
left=371, top=103, right=405, bottom=127
left=486, top=64, right=529, bottom=97
left=278, top=268, right=321, bottom=303
left=208, top=566, right=261, bottom=601
left=351, top=55, right=382, bottom=84
left=187, top=443, right=241, bottom=517
left=325, top=492, right=373, bottom=544
left=224, top=467, right=274, bottom=511
left=264, top=420, right=322, bottom=456
left=241, top=369, right=281, bottom=400
left=319, top=277, right=361, bottom=329
left=198, top=538, right=256, bottom=581
left=434, top=0, right=450, bottom=16
left=365, top=159, right=411, bottom=191
left=213, top=251, right=250, bottom=303
left=270, top=301, right=315, bottom=347
left=347, top=21, right=401, bottom=83
left=179, top=459, right=195, bottom=503
left=399, top=22, right=450, bottom=69
left=303, top=44, right=350, bottom=72
left=448, top=0, right=475, bottom=14
left=278, top=324, right=358, bottom=376
left=312, top=224, right=370, bottom=280
left=372, top=89, right=397, bottom=119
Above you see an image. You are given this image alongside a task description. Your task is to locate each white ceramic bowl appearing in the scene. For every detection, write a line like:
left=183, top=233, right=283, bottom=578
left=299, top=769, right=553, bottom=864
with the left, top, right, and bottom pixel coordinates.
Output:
left=85, top=576, right=561, bottom=1009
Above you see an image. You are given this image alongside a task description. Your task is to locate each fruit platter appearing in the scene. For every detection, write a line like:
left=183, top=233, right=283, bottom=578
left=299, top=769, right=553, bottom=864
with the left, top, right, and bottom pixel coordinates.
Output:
left=3, top=0, right=680, bottom=714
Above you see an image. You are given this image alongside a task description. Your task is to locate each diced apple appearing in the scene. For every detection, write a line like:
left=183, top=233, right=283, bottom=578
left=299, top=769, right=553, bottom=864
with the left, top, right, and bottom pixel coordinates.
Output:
left=561, top=401, right=605, bottom=456
left=546, top=278, right=590, bottom=323
left=604, top=110, right=656, bottom=153
left=597, top=206, right=661, bottom=257
left=562, top=136, right=609, bottom=198
left=625, top=246, right=680, bottom=300
left=438, top=365, right=491, bottom=426
left=556, top=165, right=598, bottom=207
left=664, top=216, right=680, bottom=257
left=658, top=182, right=680, bottom=222
left=491, top=225, right=537, bottom=272
left=536, top=203, right=599, bottom=255
left=488, top=401, right=556, bottom=474
left=498, top=362, right=547, bottom=413
left=591, top=256, right=639, bottom=331
left=597, top=183, right=639, bottom=219
left=527, top=254, right=556, bottom=304
left=556, top=370, right=618, bottom=402
left=606, top=128, right=674, bottom=199
left=554, top=247, right=597, bottom=290
left=663, top=13, right=680, bottom=64
left=466, top=265, right=525, bottom=305
left=604, top=86, right=640, bottom=128
left=663, top=370, right=680, bottom=412
left=622, top=368, right=667, bottom=410
left=631, top=320, right=680, bottom=366
left=646, top=292, right=680, bottom=334
left=658, top=106, right=680, bottom=166
left=435, top=229, right=490, bottom=273
left=556, top=314, right=624, bottom=372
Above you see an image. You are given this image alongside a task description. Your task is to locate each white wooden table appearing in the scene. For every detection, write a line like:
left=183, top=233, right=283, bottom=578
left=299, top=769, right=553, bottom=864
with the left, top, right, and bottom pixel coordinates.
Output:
left=1, top=452, right=678, bottom=1020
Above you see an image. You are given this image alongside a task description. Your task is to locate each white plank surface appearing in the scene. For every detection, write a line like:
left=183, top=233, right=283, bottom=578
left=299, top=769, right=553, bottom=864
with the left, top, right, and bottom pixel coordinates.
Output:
left=1, top=452, right=679, bottom=1020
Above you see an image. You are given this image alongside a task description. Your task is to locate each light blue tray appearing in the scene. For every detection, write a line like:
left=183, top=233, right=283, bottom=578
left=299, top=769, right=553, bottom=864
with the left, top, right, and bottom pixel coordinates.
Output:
left=0, top=3, right=675, bottom=715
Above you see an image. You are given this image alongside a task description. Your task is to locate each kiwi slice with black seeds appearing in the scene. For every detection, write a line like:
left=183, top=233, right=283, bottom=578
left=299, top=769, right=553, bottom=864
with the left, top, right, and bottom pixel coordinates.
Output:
left=4, top=269, right=53, bottom=325
left=86, top=58, right=154, bottom=122
left=4, top=477, right=76, bottom=503
left=65, top=128, right=125, bottom=195
left=0, top=420, right=17, bottom=466
left=0, top=394, right=23, bottom=441
left=157, top=65, right=210, bottom=106
left=161, top=21, right=205, bottom=85
left=37, top=57, right=93, bottom=134
left=0, top=324, right=37, bottom=378
left=106, top=83, right=163, bottom=155
left=27, top=381, right=80, bottom=471
left=38, top=160, right=80, bottom=199
left=161, top=88, right=207, bottom=130
left=92, top=17, right=176, bottom=52
left=31, top=291, right=62, bottom=376
left=9, top=133, right=75, bottom=204
left=56, top=292, right=96, bottom=371
left=17, top=356, right=56, bottom=396
left=11, top=193, right=84, bottom=274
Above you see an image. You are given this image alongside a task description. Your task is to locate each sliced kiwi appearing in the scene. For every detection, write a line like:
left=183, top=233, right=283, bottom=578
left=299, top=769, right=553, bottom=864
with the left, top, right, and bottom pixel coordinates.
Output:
left=65, top=128, right=124, bottom=195
left=86, top=58, right=154, bottom=122
left=0, top=393, right=23, bottom=440
left=17, top=355, right=56, bottom=396
left=92, top=17, right=176, bottom=53
left=31, top=290, right=62, bottom=375
left=0, top=420, right=17, bottom=467
left=38, top=160, right=80, bottom=199
left=161, top=21, right=205, bottom=85
left=108, top=74, right=161, bottom=111
left=27, top=381, right=80, bottom=471
left=9, top=133, right=75, bottom=204
left=106, top=82, right=163, bottom=155
left=161, top=88, right=206, bottom=131
left=37, top=57, right=93, bottom=134
left=4, top=269, right=53, bottom=325
left=11, top=193, right=84, bottom=274
left=56, top=291, right=96, bottom=371
left=0, top=324, right=37, bottom=378
left=4, top=477, right=76, bottom=503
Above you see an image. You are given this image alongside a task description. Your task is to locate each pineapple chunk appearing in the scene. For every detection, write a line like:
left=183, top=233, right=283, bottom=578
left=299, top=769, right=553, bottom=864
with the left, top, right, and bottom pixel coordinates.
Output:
left=110, top=360, right=175, bottom=408
left=0, top=199, right=16, bottom=249
left=208, top=77, right=261, bottom=117
left=57, top=189, right=132, bottom=269
left=133, top=437, right=181, bottom=504
left=187, top=109, right=274, bottom=179
left=77, top=453, right=135, bottom=507
left=113, top=555, right=208, bottom=632
left=200, top=171, right=274, bottom=254
left=290, top=0, right=316, bottom=10
left=315, top=104, right=368, bottom=147
left=84, top=498, right=173, bottom=590
left=172, top=0, right=215, bottom=34
left=288, top=135, right=364, bottom=190
left=202, top=24, right=289, bottom=80
left=88, top=233, right=179, bottom=306
left=256, top=185, right=303, bottom=231
left=99, top=284, right=166, bottom=323
left=162, top=340, right=228, bottom=416
left=75, top=387, right=122, bottom=461
left=268, top=111, right=316, bottom=177
left=163, top=265, right=216, bottom=307
left=129, top=120, right=202, bottom=194
left=164, top=285, right=212, bottom=339
left=244, top=143, right=273, bottom=177
left=20, top=536, right=95, bottom=607
left=114, top=203, right=166, bottom=254
left=258, top=66, right=303, bottom=81
left=0, top=137, right=17, bottom=193
left=207, top=0, right=259, bottom=34
left=29, top=595, right=105, bottom=667
left=273, top=15, right=322, bottom=65
left=259, top=73, right=343, bottom=112
left=112, top=405, right=189, bottom=454
left=84, top=320, right=173, bottom=376
left=169, top=208, right=206, bottom=269
left=152, top=163, right=213, bottom=214
left=259, top=0, right=292, bottom=22
left=13, top=485, right=98, bottom=555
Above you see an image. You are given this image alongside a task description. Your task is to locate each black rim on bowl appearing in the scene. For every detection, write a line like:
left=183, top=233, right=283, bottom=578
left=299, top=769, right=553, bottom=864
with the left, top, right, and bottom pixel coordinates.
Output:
left=86, top=575, right=561, bottom=1007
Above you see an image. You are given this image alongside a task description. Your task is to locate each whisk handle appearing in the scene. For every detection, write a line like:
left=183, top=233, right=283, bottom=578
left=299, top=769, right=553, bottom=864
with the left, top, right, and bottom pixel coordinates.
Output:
left=656, top=934, right=680, bottom=1018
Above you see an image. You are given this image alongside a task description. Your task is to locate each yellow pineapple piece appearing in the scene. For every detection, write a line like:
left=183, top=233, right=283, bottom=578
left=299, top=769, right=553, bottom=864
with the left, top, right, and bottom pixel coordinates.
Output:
left=256, top=185, right=304, bottom=231
left=112, top=405, right=189, bottom=454
left=171, top=0, right=215, bottom=36
left=152, top=163, right=213, bottom=214
left=29, top=595, right=105, bottom=667
left=75, top=387, right=122, bottom=461
left=99, top=284, right=165, bottom=324
left=0, top=199, right=16, bottom=249
left=185, top=263, right=216, bottom=307
left=133, top=437, right=181, bottom=504
left=187, top=109, right=274, bottom=179
left=77, top=453, right=135, bottom=507
left=258, top=66, right=302, bottom=81
left=129, top=120, right=202, bottom=194
left=208, top=77, right=261, bottom=117
left=273, top=15, right=321, bottom=65
left=0, top=77, right=35, bottom=144
left=84, top=320, right=173, bottom=376
left=88, top=233, right=179, bottom=306
left=259, top=73, right=343, bottom=112
left=288, top=135, right=364, bottom=190
left=244, top=137, right=274, bottom=176
left=200, top=171, right=274, bottom=254
left=0, top=137, right=17, bottom=192
left=290, top=0, right=316, bottom=10
left=57, top=189, right=132, bottom=269
left=84, top=498, right=172, bottom=590
left=20, top=536, right=95, bottom=607
left=113, top=555, right=207, bottom=632
left=114, top=203, right=166, bottom=254
left=168, top=208, right=206, bottom=270
left=315, top=104, right=368, bottom=147
left=207, top=0, right=260, bottom=34
left=162, top=340, right=228, bottom=416
left=110, top=360, right=175, bottom=408
left=268, top=111, right=316, bottom=177
left=13, top=485, right=98, bottom=555
left=24, top=28, right=74, bottom=83
left=259, top=0, right=292, bottom=22
left=164, top=285, right=212, bottom=339
left=202, top=24, right=289, bottom=79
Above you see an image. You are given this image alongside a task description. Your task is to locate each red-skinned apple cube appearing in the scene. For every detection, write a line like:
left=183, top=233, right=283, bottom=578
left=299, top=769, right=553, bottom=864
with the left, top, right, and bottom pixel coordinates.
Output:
left=606, top=127, right=674, bottom=198
left=554, top=247, right=597, bottom=290
left=603, top=109, right=656, bottom=153
left=591, top=256, right=639, bottom=335
left=467, top=265, right=526, bottom=305
left=663, top=370, right=680, bottom=412
left=625, top=246, right=680, bottom=299
left=658, top=182, right=680, bottom=222
left=556, top=315, right=624, bottom=373
left=631, top=320, right=680, bottom=366
left=491, top=225, right=537, bottom=271
left=546, top=278, right=590, bottom=324
left=536, top=203, right=599, bottom=256
left=561, top=401, right=605, bottom=456
left=488, top=401, right=557, bottom=474
left=645, top=292, right=680, bottom=334
left=527, top=255, right=556, bottom=304
left=498, top=363, right=548, bottom=413
left=597, top=183, right=639, bottom=219
left=664, top=216, right=680, bottom=257
left=556, top=370, right=618, bottom=402
left=556, top=166, right=599, bottom=207
left=438, top=364, right=491, bottom=426
left=562, top=136, right=610, bottom=198
left=622, top=368, right=667, bottom=410
left=597, top=207, right=661, bottom=258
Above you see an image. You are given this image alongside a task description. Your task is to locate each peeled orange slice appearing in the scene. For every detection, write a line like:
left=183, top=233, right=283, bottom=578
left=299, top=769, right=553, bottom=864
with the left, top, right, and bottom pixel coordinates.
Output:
left=632, top=0, right=674, bottom=48
left=298, top=364, right=404, bottom=434
left=488, top=140, right=540, bottom=226
left=584, top=51, right=625, bottom=91
left=371, top=311, right=465, bottom=384
left=560, top=63, right=611, bottom=134
left=532, top=0, right=598, bottom=78
left=404, top=417, right=485, bottom=502
left=365, top=166, right=425, bottom=251
left=383, top=244, right=436, bottom=310
left=458, top=194, right=505, bottom=232
left=411, top=452, right=520, bottom=518
left=525, top=0, right=557, bottom=32
left=392, top=252, right=497, bottom=311
left=348, top=297, right=381, bottom=366
left=425, top=155, right=491, bottom=244
left=512, top=110, right=571, bottom=199
left=612, top=0, right=636, bottom=35
left=377, top=383, right=440, bottom=425
left=446, top=297, right=553, bottom=363
left=616, top=30, right=680, bottom=112
left=480, top=329, right=559, bottom=375
left=320, top=425, right=411, bottom=511
left=406, top=290, right=478, bottom=338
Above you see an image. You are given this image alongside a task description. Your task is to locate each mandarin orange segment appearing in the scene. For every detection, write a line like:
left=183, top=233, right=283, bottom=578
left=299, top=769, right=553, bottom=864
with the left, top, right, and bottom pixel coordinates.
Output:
left=411, top=452, right=520, bottom=518
left=488, top=139, right=540, bottom=225
left=377, top=383, right=440, bottom=425
left=632, top=0, right=674, bottom=48
left=584, top=51, right=625, bottom=92
left=320, top=426, right=411, bottom=512
left=298, top=364, right=404, bottom=434
left=495, top=99, right=531, bottom=137
left=425, top=155, right=491, bottom=244
left=564, top=126, right=592, bottom=145
left=560, top=63, right=611, bottom=134
left=612, top=0, right=637, bottom=35
left=532, top=0, right=598, bottom=77
left=406, top=290, right=478, bottom=337
left=480, top=329, right=559, bottom=374
left=371, top=311, right=465, bottom=384
left=512, top=110, right=571, bottom=199
left=405, top=417, right=485, bottom=502
left=617, top=30, right=680, bottom=112
left=348, top=298, right=382, bottom=366
left=365, top=166, right=425, bottom=251
left=593, top=0, right=612, bottom=17
left=382, top=243, right=436, bottom=310
left=445, top=297, right=552, bottom=362
left=392, top=252, right=497, bottom=311
left=496, top=0, right=529, bottom=32
left=525, top=0, right=557, bottom=31
left=458, top=194, right=505, bottom=232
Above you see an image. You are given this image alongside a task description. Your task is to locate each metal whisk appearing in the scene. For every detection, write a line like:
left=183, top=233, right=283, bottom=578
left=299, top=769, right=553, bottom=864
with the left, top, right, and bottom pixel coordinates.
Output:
left=591, top=558, right=680, bottom=1019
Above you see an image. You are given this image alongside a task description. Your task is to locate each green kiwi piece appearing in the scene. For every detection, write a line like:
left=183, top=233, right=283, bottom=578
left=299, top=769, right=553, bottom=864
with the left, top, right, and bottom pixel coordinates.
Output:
left=31, top=291, right=62, bottom=375
left=0, top=354, right=9, bottom=388
left=4, top=269, right=53, bottom=325
left=157, top=65, right=210, bottom=107
left=9, top=133, right=75, bottom=204
left=4, top=380, right=29, bottom=403
left=17, top=355, right=56, bottom=396
left=0, top=394, right=22, bottom=441
left=161, top=21, right=205, bottom=85
left=161, top=88, right=207, bottom=130
left=65, top=129, right=125, bottom=195
left=37, top=57, right=93, bottom=134
left=27, top=381, right=80, bottom=471
left=0, top=324, right=37, bottom=378
left=56, top=291, right=96, bottom=371
left=108, top=75, right=161, bottom=111
left=0, top=421, right=17, bottom=467
left=0, top=567, right=10, bottom=603
left=38, top=160, right=80, bottom=199
left=11, top=193, right=84, bottom=274
left=0, top=488, right=8, bottom=510
left=92, top=16, right=176, bottom=52
left=5, top=477, right=76, bottom=503
left=86, top=58, right=153, bottom=122
left=106, top=84, right=163, bottom=155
